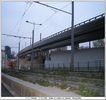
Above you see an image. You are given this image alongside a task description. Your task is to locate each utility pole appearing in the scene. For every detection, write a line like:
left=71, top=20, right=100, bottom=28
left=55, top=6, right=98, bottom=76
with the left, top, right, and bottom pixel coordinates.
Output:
left=18, top=39, right=21, bottom=52
left=71, top=1, right=74, bottom=71
left=40, top=33, right=42, bottom=41
left=18, top=38, right=21, bottom=70
left=2, top=34, right=31, bottom=70
left=5, top=54, right=7, bottom=68
left=26, top=21, right=42, bottom=70
left=30, top=38, right=31, bottom=45
left=32, top=1, right=74, bottom=71
left=25, top=42, right=26, bottom=47
left=32, top=25, right=35, bottom=70
left=89, top=41, right=91, bottom=48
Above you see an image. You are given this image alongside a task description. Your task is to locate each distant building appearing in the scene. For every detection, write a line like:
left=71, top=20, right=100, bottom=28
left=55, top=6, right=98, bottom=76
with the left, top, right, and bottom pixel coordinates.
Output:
left=5, top=46, right=11, bottom=59
left=2, top=46, right=16, bottom=69
left=1, top=50, right=5, bottom=67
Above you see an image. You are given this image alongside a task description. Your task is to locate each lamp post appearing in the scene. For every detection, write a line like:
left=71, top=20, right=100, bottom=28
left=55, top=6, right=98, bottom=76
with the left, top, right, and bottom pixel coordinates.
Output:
left=26, top=21, right=42, bottom=70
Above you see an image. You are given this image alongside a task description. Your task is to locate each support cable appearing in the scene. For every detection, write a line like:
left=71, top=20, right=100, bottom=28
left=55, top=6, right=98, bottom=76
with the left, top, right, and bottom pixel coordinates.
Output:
left=16, top=2, right=33, bottom=34
left=9, top=2, right=32, bottom=35
left=36, top=3, right=71, bottom=32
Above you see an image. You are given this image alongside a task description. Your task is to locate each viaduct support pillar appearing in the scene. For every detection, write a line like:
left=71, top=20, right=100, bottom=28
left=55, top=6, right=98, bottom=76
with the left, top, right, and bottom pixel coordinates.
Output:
left=74, top=43, right=79, bottom=50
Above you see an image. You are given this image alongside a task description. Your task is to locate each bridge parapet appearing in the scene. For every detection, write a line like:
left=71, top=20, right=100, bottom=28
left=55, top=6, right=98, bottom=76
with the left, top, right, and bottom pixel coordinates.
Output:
left=41, top=13, right=104, bottom=41
left=18, top=13, right=104, bottom=56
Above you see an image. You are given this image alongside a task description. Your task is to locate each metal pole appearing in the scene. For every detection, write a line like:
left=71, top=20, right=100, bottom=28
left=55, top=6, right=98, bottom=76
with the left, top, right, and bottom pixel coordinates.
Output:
left=30, top=38, right=31, bottom=45
left=18, top=40, right=20, bottom=70
left=25, top=42, right=26, bottom=47
left=31, top=24, right=35, bottom=70
left=18, top=41, right=20, bottom=52
left=40, top=33, right=42, bottom=41
left=71, top=1, right=74, bottom=71
left=5, top=54, right=7, bottom=68
left=89, top=41, right=91, bottom=48
left=25, top=21, right=42, bottom=70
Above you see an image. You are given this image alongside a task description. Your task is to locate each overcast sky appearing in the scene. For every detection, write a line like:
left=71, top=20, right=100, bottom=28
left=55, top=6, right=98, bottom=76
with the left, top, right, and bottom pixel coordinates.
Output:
left=2, top=1, right=104, bottom=54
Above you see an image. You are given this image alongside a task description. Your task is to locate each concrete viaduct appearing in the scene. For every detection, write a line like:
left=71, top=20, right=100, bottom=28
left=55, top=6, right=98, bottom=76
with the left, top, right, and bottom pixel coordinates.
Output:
left=17, top=13, right=105, bottom=71
left=18, top=13, right=105, bottom=57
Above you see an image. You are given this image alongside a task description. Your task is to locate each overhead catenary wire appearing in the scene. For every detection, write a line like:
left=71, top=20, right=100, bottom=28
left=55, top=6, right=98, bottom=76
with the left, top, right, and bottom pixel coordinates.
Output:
left=35, top=2, right=71, bottom=37
left=33, top=1, right=72, bottom=15
left=36, top=2, right=71, bottom=33
left=2, top=34, right=32, bottom=39
left=9, top=3, right=28, bottom=34
left=9, top=2, right=33, bottom=35
left=2, top=33, right=32, bottom=52
left=41, top=2, right=71, bottom=25
left=2, top=45, right=18, bottom=48
left=16, top=2, right=33, bottom=34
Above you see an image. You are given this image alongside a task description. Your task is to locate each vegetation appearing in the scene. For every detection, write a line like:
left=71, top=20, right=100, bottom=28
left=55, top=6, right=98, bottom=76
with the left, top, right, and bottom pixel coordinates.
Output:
left=93, top=39, right=105, bottom=47
left=35, top=80, right=51, bottom=87
left=79, top=84, right=102, bottom=96
left=57, top=82, right=68, bottom=89
left=2, top=69, right=104, bottom=97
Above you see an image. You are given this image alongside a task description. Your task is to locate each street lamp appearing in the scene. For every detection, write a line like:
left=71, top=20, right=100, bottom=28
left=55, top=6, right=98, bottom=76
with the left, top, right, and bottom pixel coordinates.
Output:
left=26, top=20, right=42, bottom=70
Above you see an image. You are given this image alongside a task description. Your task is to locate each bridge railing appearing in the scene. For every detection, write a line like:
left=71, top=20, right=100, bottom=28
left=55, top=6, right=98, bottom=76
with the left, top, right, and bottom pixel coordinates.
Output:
left=41, top=13, right=104, bottom=41
left=19, top=13, right=104, bottom=54
left=74, top=13, right=104, bottom=28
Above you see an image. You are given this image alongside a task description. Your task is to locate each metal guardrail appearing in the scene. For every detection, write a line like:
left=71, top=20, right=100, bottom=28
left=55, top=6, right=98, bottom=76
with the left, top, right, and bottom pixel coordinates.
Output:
left=41, top=13, right=104, bottom=41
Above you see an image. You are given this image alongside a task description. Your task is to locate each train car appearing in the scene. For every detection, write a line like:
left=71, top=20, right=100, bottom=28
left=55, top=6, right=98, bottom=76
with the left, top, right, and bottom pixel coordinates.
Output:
left=7, top=59, right=16, bottom=69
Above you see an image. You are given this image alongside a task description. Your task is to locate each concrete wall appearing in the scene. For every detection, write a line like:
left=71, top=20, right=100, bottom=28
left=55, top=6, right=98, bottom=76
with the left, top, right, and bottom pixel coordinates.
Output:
left=19, top=55, right=44, bottom=70
left=19, top=58, right=31, bottom=70
left=2, top=73, right=80, bottom=97
left=2, top=73, right=48, bottom=96
left=19, top=47, right=104, bottom=70
left=45, top=47, right=104, bottom=68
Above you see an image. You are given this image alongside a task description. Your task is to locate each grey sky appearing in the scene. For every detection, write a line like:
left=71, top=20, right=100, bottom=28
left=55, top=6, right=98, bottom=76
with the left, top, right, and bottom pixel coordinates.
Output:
left=2, top=1, right=104, bottom=53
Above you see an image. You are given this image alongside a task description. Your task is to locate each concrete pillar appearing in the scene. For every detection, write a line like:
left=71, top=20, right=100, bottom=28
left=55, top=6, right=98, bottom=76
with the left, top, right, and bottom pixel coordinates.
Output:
left=5, top=54, right=7, bottom=68
left=89, top=41, right=91, bottom=48
left=74, top=43, right=79, bottom=49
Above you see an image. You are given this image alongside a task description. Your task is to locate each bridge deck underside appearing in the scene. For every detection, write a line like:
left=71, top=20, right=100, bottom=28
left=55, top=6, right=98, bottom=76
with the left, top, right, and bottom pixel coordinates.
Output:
left=18, top=17, right=104, bottom=56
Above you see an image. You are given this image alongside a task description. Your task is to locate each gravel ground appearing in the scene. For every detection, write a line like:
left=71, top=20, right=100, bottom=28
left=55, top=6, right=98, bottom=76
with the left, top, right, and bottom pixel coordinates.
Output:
left=1, top=84, right=13, bottom=97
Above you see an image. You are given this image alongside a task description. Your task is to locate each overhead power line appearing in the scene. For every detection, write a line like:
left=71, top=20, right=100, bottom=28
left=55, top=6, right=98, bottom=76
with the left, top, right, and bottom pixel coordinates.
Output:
left=16, top=2, right=33, bottom=34
left=9, top=2, right=32, bottom=35
left=33, top=1, right=72, bottom=15
left=2, top=34, right=31, bottom=39
left=2, top=46, right=18, bottom=49
left=42, top=3, right=71, bottom=24
left=2, top=33, right=32, bottom=52
left=36, top=2, right=71, bottom=32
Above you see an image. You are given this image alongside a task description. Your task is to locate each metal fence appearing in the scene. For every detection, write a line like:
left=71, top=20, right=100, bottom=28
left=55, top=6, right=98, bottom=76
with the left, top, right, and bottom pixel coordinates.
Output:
left=20, top=60, right=104, bottom=72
